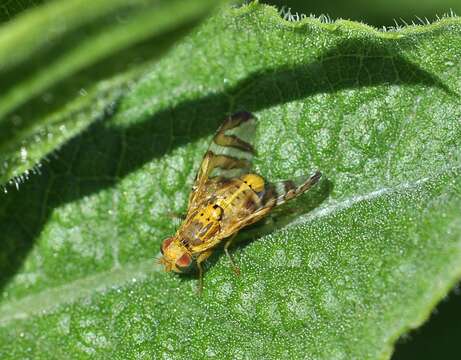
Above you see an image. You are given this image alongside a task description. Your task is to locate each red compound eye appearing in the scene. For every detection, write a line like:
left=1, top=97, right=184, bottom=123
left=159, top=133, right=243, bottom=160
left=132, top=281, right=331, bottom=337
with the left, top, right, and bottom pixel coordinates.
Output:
left=160, top=237, right=173, bottom=254
left=176, top=253, right=192, bottom=270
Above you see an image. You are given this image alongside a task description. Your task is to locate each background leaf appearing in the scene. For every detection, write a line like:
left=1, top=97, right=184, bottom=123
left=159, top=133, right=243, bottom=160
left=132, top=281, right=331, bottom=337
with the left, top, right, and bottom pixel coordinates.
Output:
left=0, top=0, right=47, bottom=24
left=0, top=0, right=222, bottom=186
left=1, top=3, right=461, bottom=359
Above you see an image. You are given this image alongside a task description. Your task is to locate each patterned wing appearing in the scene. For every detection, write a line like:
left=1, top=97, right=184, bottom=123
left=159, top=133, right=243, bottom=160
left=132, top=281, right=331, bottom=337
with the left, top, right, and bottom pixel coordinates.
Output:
left=188, top=111, right=257, bottom=209
left=264, top=171, right=322, bottom=208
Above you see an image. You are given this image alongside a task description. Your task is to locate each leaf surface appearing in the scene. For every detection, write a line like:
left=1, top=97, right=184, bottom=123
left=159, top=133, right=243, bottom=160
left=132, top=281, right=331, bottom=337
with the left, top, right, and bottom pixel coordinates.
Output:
left=1, top=3, right=461, bottom=359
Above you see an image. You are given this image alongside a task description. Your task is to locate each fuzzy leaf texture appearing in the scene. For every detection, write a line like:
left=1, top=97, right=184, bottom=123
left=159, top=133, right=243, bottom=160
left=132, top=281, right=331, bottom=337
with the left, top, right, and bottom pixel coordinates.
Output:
left=1, top=2, right=461, bottom=359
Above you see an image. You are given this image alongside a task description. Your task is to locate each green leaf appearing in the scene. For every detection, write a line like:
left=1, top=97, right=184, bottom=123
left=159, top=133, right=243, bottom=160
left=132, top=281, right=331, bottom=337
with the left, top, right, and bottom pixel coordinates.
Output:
left=0, top=0, right=222, bottom=186
left=1, top=3, right=461, bottom=358
left=265, top=0, right=461, bottom=28
left=0, top=0, right=47, bottom=24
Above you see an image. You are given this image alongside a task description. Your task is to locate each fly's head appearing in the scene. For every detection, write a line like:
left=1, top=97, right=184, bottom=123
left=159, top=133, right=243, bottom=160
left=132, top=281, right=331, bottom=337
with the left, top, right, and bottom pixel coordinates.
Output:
left=159, top=236, right=195, bottom=273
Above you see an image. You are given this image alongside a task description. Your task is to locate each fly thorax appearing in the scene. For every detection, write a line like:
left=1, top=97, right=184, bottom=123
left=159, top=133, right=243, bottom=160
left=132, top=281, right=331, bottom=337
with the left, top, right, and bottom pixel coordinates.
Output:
left=195, top=203, right=223, bottom=222
left=187, top=204, right=223, bottom=245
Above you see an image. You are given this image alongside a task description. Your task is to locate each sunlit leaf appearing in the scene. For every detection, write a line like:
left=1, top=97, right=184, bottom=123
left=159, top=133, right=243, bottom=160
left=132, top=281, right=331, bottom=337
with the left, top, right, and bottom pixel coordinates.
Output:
left=1, top=3, right=460, bottom=359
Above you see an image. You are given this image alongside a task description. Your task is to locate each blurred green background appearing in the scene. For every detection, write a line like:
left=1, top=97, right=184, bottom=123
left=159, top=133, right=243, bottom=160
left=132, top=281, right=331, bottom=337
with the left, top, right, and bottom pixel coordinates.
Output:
left=0, top=0, right=42, bottom=23
left=1, top=0, right=459, bottom=359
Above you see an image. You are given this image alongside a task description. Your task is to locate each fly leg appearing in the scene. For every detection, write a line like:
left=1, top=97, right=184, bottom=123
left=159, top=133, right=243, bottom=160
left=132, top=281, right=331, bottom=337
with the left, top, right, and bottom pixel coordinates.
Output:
left=224, top=233, right=241, bottom=276
left=196, top=250, right=212, bottom=294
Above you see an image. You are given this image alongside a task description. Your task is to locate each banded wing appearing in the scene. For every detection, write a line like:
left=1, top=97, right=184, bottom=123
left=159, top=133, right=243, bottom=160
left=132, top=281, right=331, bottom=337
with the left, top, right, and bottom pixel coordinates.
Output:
left=188, top=111, right=257, bottom=209
left=266, top=171, right=322, bottom=207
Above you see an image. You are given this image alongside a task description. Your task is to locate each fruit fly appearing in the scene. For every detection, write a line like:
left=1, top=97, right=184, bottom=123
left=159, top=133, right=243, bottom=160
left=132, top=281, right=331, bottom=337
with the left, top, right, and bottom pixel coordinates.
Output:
left=159, top=111, right=321, bottom=291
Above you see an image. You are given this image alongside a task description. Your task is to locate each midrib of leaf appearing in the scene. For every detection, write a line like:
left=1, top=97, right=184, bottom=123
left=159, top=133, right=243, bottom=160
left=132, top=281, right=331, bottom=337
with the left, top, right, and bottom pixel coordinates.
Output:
left=0, top=259, right=157, bottom=326
left=0, top=169, right=456, bottom=325
left=0, top=3, right=461, bottom=359
left=1, top=167, right=460, bottom=359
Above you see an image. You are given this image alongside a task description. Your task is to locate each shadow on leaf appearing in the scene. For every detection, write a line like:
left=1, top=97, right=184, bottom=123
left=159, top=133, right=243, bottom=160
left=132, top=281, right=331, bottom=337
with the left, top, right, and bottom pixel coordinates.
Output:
left=0, top=36, right=452, bottom=295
